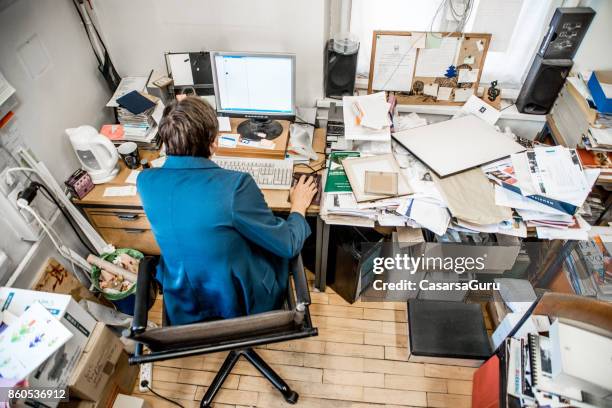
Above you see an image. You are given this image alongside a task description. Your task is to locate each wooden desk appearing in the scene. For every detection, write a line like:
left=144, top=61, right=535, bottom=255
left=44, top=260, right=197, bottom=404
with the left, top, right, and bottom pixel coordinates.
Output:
left=74, top=128, right=326, bottom=254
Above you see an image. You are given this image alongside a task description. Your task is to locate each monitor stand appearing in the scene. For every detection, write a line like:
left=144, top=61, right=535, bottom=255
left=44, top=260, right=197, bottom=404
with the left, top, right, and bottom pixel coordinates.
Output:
left=237, top=118, right=283, bottom=141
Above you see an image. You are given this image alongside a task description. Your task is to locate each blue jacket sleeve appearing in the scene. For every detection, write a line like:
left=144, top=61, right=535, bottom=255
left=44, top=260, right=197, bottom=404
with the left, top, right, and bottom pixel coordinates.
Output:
left=232, top=173, right=311, bottom=258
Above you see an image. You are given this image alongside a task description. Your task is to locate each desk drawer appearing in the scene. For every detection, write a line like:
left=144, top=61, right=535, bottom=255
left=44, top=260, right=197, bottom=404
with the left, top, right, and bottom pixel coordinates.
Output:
left=97, top=227, right=160, bottom=255
left=85, top=209, right=151, bottom=230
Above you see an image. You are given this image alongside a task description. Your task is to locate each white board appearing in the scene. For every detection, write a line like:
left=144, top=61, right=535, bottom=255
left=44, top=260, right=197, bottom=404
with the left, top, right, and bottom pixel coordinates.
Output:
left=392, top=115, right=525, bottom=177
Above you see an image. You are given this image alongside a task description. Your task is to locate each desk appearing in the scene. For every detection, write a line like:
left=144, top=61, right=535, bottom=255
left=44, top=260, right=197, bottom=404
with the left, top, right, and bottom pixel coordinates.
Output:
left=74, top=128, right=327, bottom=255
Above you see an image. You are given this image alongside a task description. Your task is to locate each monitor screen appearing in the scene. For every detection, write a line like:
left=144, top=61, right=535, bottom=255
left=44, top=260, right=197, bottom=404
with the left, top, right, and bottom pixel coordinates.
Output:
left=212, top=52, right=295, bottom=116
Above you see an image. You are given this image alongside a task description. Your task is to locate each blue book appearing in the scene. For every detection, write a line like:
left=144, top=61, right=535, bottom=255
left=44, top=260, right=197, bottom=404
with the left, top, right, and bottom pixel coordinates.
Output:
left=116, top=90, right=156, bottom=115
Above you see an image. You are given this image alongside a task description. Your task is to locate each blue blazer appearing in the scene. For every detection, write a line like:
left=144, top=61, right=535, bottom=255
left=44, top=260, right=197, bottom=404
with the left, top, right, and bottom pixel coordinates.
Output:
left=137, top=155, right=311, bottom=325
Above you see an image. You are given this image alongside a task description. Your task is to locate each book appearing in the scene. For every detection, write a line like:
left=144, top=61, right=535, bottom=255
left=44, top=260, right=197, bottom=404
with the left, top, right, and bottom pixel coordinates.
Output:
left=323, top=151, right=360, bottom=193
left=472, top=354, right=500, bottom=408
left=116, top=90, right=157, bottom=115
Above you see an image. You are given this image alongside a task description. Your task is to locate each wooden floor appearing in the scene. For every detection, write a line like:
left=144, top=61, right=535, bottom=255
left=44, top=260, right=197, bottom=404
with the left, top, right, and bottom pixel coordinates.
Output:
left=133, top=272, right=476, bottom=408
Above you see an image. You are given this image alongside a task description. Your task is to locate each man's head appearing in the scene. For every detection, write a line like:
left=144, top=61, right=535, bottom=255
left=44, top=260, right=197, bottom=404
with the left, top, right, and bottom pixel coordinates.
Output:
left=158, top=97, right=219, bottom=157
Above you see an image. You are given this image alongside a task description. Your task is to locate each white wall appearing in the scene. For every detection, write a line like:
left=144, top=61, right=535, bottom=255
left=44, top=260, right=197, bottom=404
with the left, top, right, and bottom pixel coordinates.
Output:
left=90, top=0, right=329, bottom=107
left=0, top=0, right=112, bottom=286
left=573, top=0, right=612, bottom=72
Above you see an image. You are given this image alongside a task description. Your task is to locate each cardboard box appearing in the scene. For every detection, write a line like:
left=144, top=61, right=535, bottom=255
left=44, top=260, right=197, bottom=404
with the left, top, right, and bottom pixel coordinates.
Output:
left=112, top=395, right=151, bottom=408
left=0, top=287, right=97, bottom=407
left=60, top=352, right=138, bottom=408
left=68, top=322, right=123, bottom=401
left=31, top=258, right=100, bottom=304
left=588, top=70, right=612, bottom=114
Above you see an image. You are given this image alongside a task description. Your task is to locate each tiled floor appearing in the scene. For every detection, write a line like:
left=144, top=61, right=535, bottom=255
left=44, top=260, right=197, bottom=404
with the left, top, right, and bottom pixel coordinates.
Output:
left=133, top=273, right=477, bottom=407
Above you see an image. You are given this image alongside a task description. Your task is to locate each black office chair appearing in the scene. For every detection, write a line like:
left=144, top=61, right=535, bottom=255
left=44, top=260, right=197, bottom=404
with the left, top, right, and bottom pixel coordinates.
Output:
left=127, top=256, right=318, bottom=407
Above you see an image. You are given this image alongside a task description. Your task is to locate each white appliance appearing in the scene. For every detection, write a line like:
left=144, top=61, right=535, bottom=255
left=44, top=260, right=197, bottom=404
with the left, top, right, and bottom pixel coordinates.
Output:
left=67, top=125, right=119, bottom=184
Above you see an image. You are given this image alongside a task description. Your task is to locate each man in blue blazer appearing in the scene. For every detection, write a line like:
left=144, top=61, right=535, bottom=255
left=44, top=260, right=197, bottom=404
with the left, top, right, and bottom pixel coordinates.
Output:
left=137, top=97, right=317, bottom=325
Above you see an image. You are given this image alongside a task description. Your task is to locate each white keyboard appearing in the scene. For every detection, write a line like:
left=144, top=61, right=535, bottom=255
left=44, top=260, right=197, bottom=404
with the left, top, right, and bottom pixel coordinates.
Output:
left=212, top=156, right=294, bottom=190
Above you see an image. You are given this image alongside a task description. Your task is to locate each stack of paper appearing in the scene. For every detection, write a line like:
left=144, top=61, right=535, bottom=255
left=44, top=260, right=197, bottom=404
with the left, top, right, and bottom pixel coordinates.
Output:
left=114, top=99, right=164, bottom=150
left=342, top=92, right=391, bottom=141
left=484, top=146, right=599, bottom=240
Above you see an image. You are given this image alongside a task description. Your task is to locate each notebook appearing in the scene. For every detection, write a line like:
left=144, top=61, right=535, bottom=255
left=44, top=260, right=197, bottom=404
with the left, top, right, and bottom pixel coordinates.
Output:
left=116, top=90, right=157, bottom=115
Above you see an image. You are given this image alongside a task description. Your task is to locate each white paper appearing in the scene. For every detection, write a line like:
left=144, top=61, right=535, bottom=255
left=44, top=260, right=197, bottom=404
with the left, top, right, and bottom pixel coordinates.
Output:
left=492, top=312, right=536, bottom=350
left=472, top=0, right=524, bottom=52
left=103, top=186, right=137, bottom=197
left=377, top=212, right=407, bottom=227
left=0, top=303, right=73, bottom=380
left=415, top=37, right=459, bottom=77
left=106, top=76, right=148, bottom=107
left=457, top=68, right=479, bottom=84
left=219, top=134, right=239, bottom=148
left=494, top=185, right=566, bottom=216
left=452, top=95, right=500, bottom=125
left=463, top=55, right=475, bottom=64
left=167, top=53, right=194, bottom=86
left=151, top=101, right=165, bottom=125
left=601, top=82, right=612, bottom=99
left=151, top=156, right=166, bottom=168
left=453, top=88, right=474, bottom=102
left=423, top=83, right=439, bottom=97
left=358, top=97, right=391, bottom=130
left=343, top=92, right=391, bottom=141
left=437, top=87, right=452, bottom=101
left=402, top=198, right=450, bottom=236
left=125, top=170, right=140, bottom=185
left=217, top=116, right=231, bottom=132
left=372, top=35, right=421, bottom=91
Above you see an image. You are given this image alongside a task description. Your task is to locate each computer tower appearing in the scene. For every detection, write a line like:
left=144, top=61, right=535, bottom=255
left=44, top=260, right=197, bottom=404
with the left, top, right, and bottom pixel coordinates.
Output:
left=324, top=39, right=359, bottom=98
left=538, top=7, right=596, bottom=60
left=516, top=56, right=573, bottom=115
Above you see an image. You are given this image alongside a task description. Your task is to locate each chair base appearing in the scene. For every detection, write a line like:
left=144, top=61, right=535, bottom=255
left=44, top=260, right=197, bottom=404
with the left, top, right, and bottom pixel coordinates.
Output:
left=200, top=348, right=298, bottom=407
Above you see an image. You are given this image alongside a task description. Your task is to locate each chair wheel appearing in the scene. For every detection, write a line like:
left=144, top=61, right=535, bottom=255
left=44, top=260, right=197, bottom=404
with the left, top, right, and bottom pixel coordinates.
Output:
left=284, top=390, right=299, bottom=404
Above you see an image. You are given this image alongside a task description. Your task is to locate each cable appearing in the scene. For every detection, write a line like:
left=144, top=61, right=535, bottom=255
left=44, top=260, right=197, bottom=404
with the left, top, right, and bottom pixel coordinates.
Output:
left=140, top=381, right=184, bottom=408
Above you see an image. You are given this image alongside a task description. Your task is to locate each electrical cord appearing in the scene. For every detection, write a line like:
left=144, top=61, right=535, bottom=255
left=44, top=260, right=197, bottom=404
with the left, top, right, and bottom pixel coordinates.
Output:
left=30, top=181, right=97, bottom=254
left=140, top=380, right=184, bottom=408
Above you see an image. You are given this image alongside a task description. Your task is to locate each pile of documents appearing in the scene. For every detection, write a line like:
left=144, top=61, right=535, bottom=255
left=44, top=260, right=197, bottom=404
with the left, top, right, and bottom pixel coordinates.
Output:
left=551, top=76, right=612, bottom=151
left=106, top=77, right=163, bottom=150
left=342, top=92, right=391, bottom=142
left=484, top=146, right=599, bottom=240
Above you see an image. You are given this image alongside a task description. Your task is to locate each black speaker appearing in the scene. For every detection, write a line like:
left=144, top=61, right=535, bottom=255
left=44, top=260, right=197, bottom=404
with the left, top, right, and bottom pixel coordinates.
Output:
left=516, top=56, right=573, bottom=115
left=538, top=7, right=595, bottom=60
left=324, top=39, right=359, bottom=98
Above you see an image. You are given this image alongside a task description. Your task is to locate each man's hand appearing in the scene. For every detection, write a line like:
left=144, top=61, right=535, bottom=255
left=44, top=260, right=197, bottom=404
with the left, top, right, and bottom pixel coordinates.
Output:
left=289, top=175, right=318, bottom=217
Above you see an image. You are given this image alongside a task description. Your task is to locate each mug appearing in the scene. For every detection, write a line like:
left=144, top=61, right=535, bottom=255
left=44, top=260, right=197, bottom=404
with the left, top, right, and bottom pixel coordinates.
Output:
left=117, top=142, right=140, bottom=169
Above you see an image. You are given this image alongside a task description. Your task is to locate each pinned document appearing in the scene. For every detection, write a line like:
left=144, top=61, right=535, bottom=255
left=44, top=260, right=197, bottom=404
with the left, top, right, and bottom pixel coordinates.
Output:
left=423, top=83, right=439, bottom=97
left=458, top=68, right=479, bottom=84
left=372, top=35, right=422, bottom=92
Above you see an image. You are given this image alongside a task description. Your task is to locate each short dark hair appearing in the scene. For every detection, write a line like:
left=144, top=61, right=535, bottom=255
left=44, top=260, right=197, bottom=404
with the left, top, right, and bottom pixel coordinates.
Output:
left=158, top=97, right=218, bottom=157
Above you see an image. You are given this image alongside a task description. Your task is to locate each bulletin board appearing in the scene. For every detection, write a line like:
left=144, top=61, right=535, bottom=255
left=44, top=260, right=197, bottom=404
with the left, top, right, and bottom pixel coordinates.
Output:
left=367, top=31, right=492, bottom=106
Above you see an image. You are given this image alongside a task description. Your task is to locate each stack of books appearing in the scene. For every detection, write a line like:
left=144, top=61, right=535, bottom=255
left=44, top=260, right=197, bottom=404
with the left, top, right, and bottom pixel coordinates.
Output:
left=109, top=90, right=163, bottom=150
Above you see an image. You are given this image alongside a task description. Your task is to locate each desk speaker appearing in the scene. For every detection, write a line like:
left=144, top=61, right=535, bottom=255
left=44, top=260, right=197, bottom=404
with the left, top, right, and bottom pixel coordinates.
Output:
left=516, top=56, right=572, bottom=115
left=538, top=7, right=595, bottom=60
left=324, top=39, right=359, bottom=98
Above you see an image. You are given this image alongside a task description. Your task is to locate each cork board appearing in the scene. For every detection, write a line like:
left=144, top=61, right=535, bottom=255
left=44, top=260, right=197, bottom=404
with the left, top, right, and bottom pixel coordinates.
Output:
left=368, top=31, right=492, bottom=106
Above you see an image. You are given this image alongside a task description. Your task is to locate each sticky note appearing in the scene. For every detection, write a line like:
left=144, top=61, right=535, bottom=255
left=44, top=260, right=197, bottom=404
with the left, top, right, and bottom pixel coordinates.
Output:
left=458, top=68, right=479, bottom=84
left=437, top=87, right=453, bottom=101
left=463, top=55, right=475, bottom=64
left=476, top=40, right=484, bottom=52
left=454, top=88, right=474, bottom=102
left=425, top=33, right=442, bottom=49
left=424, top=83, right=439, bottom=97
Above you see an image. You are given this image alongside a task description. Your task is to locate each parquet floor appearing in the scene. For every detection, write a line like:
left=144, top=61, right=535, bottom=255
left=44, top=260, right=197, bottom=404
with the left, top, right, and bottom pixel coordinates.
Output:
left=133, top=272, right=479, bottom=407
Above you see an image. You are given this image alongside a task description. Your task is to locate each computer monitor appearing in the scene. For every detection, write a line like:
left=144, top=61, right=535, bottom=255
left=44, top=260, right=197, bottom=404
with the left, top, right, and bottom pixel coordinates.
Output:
left=211, top=51, right=296, bottom=140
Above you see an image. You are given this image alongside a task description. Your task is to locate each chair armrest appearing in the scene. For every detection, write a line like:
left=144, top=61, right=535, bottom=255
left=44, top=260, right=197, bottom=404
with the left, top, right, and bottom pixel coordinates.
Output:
left=131, top=256, right=158, bottom=336
left=290, top=255, right=311, bottom=308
